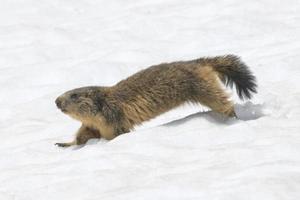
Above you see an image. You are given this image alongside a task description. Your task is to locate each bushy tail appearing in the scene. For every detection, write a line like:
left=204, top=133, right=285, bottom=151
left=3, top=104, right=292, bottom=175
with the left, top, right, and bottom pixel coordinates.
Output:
left=197, top=55, right=257, bottom=100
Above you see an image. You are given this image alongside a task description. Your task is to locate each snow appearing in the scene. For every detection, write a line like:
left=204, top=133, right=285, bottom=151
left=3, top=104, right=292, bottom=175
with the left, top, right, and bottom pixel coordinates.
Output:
left=1, top=0, right=300, bottom=199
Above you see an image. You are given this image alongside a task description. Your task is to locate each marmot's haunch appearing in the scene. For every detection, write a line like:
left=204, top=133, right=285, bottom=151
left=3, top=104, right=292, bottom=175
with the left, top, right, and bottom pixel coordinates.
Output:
left=55, top=55, right=257, bottom=147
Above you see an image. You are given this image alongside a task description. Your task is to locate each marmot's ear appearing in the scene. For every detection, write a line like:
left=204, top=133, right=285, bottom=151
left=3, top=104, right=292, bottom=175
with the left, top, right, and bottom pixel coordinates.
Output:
left=102, top=101, right=123, bottom=124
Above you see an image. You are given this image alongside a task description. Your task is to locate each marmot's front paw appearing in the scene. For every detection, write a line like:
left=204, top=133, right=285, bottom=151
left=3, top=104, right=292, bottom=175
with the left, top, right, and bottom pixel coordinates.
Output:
left=55, top=142, right=73, bottom=147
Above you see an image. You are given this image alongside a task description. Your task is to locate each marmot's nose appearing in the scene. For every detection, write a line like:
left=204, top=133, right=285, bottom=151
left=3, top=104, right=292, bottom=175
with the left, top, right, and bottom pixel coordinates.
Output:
left=55, top=98, right=62, bottom=109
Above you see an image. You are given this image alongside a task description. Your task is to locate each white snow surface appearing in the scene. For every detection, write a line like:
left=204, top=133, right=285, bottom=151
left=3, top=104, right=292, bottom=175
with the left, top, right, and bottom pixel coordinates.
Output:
left=1, top=0, right=300, bottom=199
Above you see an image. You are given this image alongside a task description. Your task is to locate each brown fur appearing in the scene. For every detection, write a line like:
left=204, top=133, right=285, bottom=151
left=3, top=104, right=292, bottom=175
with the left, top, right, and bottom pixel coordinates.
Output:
left=55, top=55, right=257, bottom=147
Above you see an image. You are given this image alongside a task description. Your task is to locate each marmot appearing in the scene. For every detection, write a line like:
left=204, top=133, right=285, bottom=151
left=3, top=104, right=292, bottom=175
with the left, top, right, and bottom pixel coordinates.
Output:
left=55, top=55, right=257, bottom=147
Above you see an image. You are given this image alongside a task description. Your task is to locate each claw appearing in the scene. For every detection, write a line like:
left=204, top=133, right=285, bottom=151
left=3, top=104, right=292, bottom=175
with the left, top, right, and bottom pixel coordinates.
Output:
left=55, top=142, right=72, bottom=147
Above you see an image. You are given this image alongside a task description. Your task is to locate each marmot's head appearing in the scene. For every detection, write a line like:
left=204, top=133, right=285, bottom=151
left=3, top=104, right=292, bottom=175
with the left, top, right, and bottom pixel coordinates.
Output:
left=55, top=86, right=122, bottom=124
left=55, top=86, right=105, bottom=121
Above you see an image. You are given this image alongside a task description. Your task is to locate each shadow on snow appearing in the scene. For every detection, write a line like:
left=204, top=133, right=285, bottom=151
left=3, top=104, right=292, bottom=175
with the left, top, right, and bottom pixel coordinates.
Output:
left=163, top=102, right=265, bottom=127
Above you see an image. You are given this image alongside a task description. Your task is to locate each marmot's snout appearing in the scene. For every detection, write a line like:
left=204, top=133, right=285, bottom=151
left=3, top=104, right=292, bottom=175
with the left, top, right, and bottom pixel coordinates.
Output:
left=55, top=96, right=67, bottom=112
left=55, top=98, right=62, bottom=109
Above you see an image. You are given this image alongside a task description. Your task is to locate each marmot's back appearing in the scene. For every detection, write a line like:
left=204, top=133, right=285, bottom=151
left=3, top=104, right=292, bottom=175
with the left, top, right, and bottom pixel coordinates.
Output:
left=114, top=61, right=201, bottom=105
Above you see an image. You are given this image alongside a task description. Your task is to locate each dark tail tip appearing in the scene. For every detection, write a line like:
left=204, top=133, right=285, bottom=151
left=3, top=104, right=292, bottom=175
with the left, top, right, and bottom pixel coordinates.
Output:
left=204, top=54, right=257, bottom=100
left=223, top=55, right=257, bottom=100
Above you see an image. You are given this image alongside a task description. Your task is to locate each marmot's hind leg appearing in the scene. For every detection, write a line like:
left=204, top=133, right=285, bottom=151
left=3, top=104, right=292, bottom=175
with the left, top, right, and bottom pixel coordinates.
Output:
left=200, top=94, right=236, bottom=117
left=56, top=125, right=101, bottom=147
left=196, top=80, right=236, bottom=117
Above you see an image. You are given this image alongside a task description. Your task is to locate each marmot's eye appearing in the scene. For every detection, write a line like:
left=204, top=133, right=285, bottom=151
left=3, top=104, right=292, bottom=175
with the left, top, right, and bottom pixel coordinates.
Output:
left=70, top=93, right=79, bottom=100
